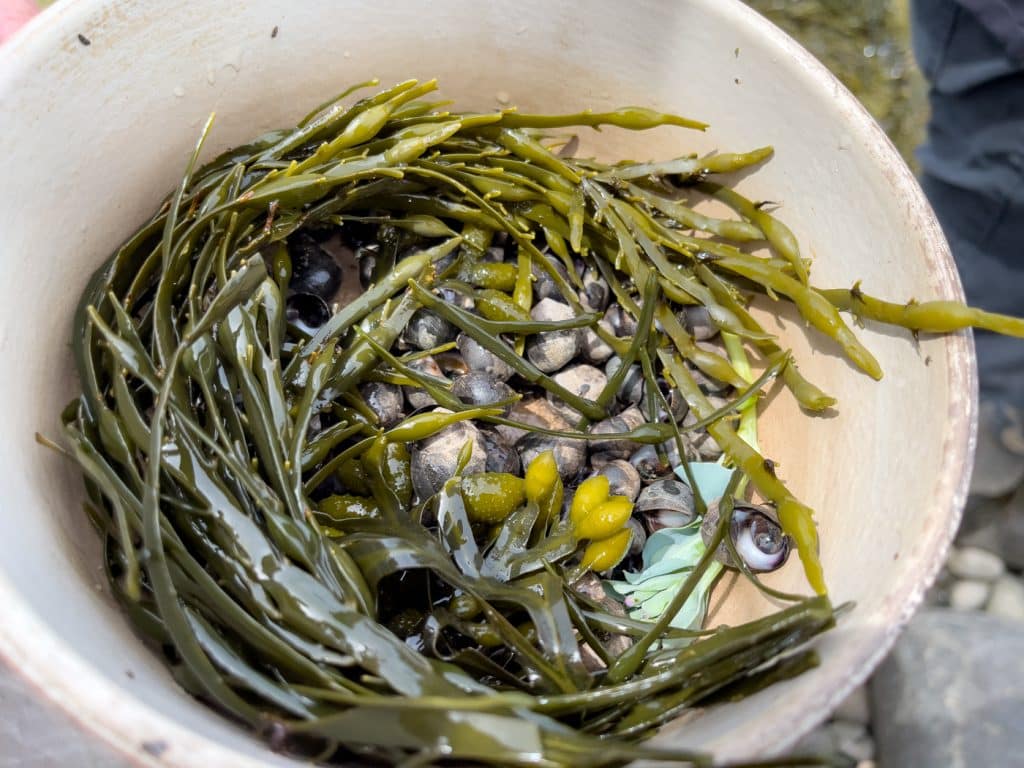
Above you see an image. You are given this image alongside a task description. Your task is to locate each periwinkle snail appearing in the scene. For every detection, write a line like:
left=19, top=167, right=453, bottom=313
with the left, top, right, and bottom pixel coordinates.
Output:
left=285, top=292, right=331, bottom=332
left=635, top=478, right=696, bottom=533
left=701, top=500, right=792, bottom=573
left=288, top=233, right=342, bottom=300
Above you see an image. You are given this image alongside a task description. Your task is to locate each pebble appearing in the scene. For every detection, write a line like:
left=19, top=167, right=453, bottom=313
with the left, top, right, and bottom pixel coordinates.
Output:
left=995, top=493, right=1024, bottom=573
left=947, top=546, right=1005, bottom=581
left=924, top=566, right=954, bottom=606
left=479, top=429, right=521, bottom=476
left=531, top=259, right=571, bottom=302
left=949, top=579, right=990, bottom=611
left=688, top=363, right=729, bottom=394
left=1000, top=492, right=1024, bottom=569
left=833, top=684, right=871, bottom=726
left=987, top=575, right=1024, bottom=621
left=589, top=417, right=638, bottom=459
left=871, top=609, right=1024, bottom=768
left=579, top=267, right=610, bottom=312
left=605, top=303, right=636, bottom=337
left=959, top=489, right=1024, bottom=571
left=690, top=431, right=723, bottom=462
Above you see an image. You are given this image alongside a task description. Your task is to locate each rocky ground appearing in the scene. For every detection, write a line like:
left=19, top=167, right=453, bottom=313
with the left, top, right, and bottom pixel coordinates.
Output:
left=743, top=3, right=1024, bottom=766
left=795, top=402, right=1024, bottom=767
left=794, top=546, right=1024, bottom=767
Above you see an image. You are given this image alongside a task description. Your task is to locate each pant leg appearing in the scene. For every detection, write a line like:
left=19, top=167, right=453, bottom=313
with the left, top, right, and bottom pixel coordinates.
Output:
left=912, top=0, right=1024, bottom=408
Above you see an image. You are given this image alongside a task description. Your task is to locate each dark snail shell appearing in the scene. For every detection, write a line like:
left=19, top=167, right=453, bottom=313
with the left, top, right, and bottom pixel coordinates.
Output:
left=629, top=444, right=673, bottom=482
left=635, top=478, right=696, bottom=532
left=700, top=500, right=792, bottom=573
left=285, top=292, right=331, bottom=333
left=288, top=233, right=342, bottom=300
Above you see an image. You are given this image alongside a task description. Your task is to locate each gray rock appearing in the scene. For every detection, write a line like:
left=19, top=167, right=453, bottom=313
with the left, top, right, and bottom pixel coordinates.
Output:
left=479, top=429, right=521, bottom=476
left=437, top=285, right=475, bottom=311
left=682, top=402, right=724, bottom=461
left=833, top=684, right=871, bottom=726
left=579, top=266, right=610, bottom=312
left=688, top=364, right=730, bottom=394
left=958, top=488, right=1024, bottom=571
left=588, top=407, right=645, bottom=458
left=949, top=579, right=990, bottom=611
left=661, top=387, right=690, bottom=423
left=434, top=350, right=470, bottom=378
left=987, top=575, right=1024, bottom=622
left=695, top=434, right=723, bottom=462
left=947, top=546, right=1005, bottom=582
left=531, top=258, right=571, bottom=302
left=968, top=400, right=1024, bottom=498
left=871, top=609, right=1024, bottom=768
left=924, top=566, right=955, bottom=607
left=1000, top=492, right=1024, bottom=569
left=588, top=416, right=638, bottom=459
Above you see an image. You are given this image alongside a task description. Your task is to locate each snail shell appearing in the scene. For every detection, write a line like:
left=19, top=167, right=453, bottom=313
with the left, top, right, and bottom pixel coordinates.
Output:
left=635, top=478, right=696, bottom=532
left=700, top=500, right=792, bottom=573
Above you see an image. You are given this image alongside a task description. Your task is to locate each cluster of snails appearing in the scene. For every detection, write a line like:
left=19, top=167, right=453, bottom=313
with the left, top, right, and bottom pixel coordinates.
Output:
left=288, top=226, right=791, bottom=577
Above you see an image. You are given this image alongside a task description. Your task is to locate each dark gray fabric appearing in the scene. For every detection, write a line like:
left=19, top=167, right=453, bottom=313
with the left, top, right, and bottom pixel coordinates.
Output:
left=912, top=0, right=1024, bottom=408
left=957, top=0, right=1024, bottom=62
